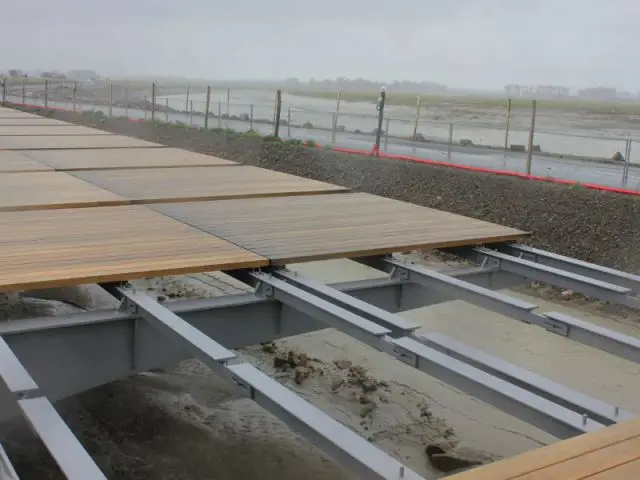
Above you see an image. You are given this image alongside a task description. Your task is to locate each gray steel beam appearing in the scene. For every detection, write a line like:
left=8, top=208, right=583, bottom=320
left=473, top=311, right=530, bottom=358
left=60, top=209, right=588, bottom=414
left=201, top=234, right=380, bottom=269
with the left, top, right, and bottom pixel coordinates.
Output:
left=0, top=442, right=18, bottom=480
left=17, top=397, right=106, bottom=479
left=386, top=336, right=604, bottom=439
left=497, top=244, right=640, bottom=293
left=382, top=259, right=640, bottom=364
left=466, top=247, right=640, bottom=310
left=251, top=272, right=392, bottom=347
left=0, top=336, right=39, bottom=399
left=118, top=288, right=236, bottom=368
left=250, top=272, right=606, bottom=439
left=71, top=289, right=426, bottom=479
left=419, top=332, right=634, bottom=426
left=272, top=269, right=420, bottom=337
left=543, top=311, right=640, bottom=364
left=227, top=363, right=424, bottom=480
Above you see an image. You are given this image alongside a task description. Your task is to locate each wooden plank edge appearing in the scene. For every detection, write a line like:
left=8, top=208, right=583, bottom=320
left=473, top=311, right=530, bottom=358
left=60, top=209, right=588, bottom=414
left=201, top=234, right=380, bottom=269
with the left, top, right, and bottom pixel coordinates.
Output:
left=54, top=162, right=241, bottom=172
left=0, top=199, right=132, bottom=213
left=0, top=257, right=269, bottom=294
left=265, top=233, right=531, bottom=266
left=448, top=419, right=640, bottom=480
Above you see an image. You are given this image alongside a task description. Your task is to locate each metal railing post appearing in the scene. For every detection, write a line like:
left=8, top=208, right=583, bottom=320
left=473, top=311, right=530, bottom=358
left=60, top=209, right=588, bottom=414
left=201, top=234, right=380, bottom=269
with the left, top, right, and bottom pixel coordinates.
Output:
left=274, top=89, right=282, bottom=137
left=504, top=98, right=512, bottom=151
left=72, top=81, right=77, bottom=112
left=373, top=87, right=387, bottom=156
left=412, top=96, right=422, bottom=140
left=526, top=99, right=537, bottom=175
left=151, top=82, right=157, bottom=122
left=108, top=83, right=113, bottom=119
left=204, top=85, right=211, bottom=129
left=622, top=138, right=631, bottom=187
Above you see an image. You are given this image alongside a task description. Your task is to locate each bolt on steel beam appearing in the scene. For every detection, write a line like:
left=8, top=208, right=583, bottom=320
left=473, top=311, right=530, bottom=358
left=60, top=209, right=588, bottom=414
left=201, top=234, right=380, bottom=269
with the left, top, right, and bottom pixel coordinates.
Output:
left=496, top=244, right=640, bottom=293
left=382, top=258, right=640, bottom=364
left=18, top=397, right=107, bottom=479
left=465, top=247, right=639, bottom=310
left=419, top=332, right=634, bottom=426
left=227, top=363, right=425, bottom=480
left=250, top=271, right=606, bottom=439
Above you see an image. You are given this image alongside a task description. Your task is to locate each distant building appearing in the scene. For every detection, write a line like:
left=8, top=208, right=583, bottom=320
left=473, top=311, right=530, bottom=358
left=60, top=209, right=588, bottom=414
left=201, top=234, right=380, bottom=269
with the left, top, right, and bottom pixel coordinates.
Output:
left=577, top=87, right=617, bottom=101
left=67, top=69, right=98, bottom=81
left=504, top=84, right=570, bottom=98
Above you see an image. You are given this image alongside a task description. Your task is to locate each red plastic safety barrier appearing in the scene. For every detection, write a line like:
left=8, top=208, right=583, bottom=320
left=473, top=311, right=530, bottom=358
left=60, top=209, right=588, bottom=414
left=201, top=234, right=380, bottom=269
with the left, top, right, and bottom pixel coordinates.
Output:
left=333, top=147, right=640, bottom=197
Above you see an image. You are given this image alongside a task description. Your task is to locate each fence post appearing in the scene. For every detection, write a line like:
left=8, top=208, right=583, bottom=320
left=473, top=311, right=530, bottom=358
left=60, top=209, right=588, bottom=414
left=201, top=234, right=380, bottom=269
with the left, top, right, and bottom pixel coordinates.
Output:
left=165, top=99, right=169, bottom=122
left=124, top=87, right=129, bottom=118
left=151, top=82, right=156, bottom=122
left=504, top=98, right=512, bottom=151
left=204, top=85, right=211, bottom=129
left=622, top=138, right=631, bottom=187
left=526, top=99, right=537, bottom=175
left=384, top=118, right=390, bottom=151
left=22, top=78, right=26, bottom=105
left=217, top=101, right=222, bottom=127
left=44, top=80, right=49, bottom=110
left=108, top=83, right=113, bottom=119
left=189, top=100, right=194, bottom=125
left=287, top=107, right=291, bottom=137
left=273, top=89, right=282, bottom=137
left=333, top=90, right=342, bottom=141
left=1, top=79, right=6, bottom=105
left=249, top=104, right=254, bottom=130
left=331, top=113, right=337, bottom=144
left=72, top=81, right=77, bottom=112
left=412, top=96, right=422, bottom=140
left=226, top=87, right=231, bottom=116
left=447, top=123, right=454, bottom=161
left=185, top=85, right=190, bottom=113
left=373, top=87, right=387, bottom=156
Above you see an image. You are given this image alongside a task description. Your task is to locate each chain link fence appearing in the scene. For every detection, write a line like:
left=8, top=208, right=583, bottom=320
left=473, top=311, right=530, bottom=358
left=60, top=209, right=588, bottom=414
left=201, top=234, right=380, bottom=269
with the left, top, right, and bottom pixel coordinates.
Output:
left=1, top=78, right=638, bottom=191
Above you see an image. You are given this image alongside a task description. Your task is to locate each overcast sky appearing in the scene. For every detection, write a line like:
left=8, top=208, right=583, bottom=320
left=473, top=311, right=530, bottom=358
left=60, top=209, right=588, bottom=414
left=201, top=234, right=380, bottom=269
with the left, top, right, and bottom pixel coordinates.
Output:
left=1, top=0, right=639, bottom=90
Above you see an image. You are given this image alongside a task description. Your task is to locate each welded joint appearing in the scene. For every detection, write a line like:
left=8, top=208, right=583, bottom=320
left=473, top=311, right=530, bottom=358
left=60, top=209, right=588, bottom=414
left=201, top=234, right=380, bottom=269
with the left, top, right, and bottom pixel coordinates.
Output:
left=229, top=373, right=257, bottom=400
left=255, top=281, right=275, bottom=298
left=391, top=266, right=410, bottom=282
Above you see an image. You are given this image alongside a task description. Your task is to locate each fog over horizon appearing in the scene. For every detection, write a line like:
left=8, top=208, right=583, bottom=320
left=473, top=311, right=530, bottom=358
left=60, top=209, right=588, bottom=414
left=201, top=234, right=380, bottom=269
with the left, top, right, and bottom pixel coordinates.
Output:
left=1, top=0, right=639, bottom=91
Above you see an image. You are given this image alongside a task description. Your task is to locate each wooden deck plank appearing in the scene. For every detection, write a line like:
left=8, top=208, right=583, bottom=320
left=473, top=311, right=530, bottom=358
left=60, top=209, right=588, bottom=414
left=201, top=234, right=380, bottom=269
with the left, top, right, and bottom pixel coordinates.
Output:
left=0, top=171, right=129, bottom=211
left=516, top=435, right=640, bottom=479
left=0, top=151, right=52, bottom=172
left=151, top=193, right=528, bottom=264
left=0, top=109, right=41, bottom=118
left=585, top=458, right=640, bottom=479
left=72, top=166, right=348, bottom=204
left=0, top=125, right=113, bottom=136
left=0, top=135, right=164, bottom=150
left=22, top=147, right=237, bottom=170
left=449, top=418, right=640, bottom=480
left=0, top=205, right=267, bottom=293
left=0, top=118, right=72, bottom=126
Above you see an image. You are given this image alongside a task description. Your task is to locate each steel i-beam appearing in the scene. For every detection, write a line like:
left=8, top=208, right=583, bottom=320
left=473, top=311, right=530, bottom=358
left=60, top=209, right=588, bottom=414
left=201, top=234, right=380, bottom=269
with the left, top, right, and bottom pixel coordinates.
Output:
left=250, top=272, right=605, bottom=439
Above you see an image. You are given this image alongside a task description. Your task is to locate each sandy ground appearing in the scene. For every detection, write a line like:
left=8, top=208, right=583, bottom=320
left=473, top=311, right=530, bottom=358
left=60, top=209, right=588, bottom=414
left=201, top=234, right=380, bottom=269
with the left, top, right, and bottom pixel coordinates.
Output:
left=2, top=255, right=639, bottom=480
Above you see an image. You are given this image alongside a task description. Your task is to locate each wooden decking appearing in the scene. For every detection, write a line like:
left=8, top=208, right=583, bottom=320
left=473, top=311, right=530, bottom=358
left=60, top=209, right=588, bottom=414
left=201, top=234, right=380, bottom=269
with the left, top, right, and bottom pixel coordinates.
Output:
left=72, top=166, right=349, bottom=203
left=451, top=418, right=640, bottom=480
left=0, top=151, right=52, bottom=172
left=151, top=193, right=527, bottom=264
left=0, top=125, right=113, bottom=136
left=0, top=134, right=163, bottom=150
left=0, top=117, right=72, bottom=126
left=0, top=106, right=528, bottom=292
left=0, top=171, right=129, bottom=212
left=0, top=206, right=267, bottom=292
left=21, top=147, right=237, bottom=170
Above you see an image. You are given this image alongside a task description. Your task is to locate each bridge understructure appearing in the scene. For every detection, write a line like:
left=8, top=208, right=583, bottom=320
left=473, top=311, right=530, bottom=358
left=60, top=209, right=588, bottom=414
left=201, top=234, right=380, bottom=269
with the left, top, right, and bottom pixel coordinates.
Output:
left=0, top=244, right=638, bottom=479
